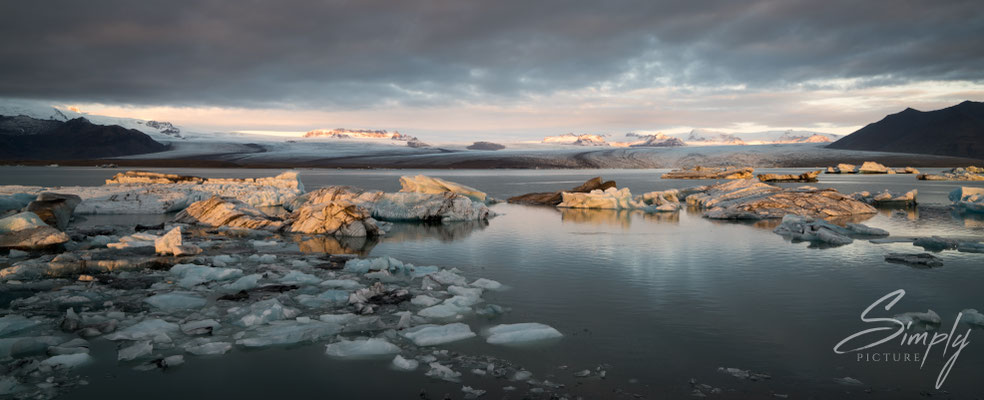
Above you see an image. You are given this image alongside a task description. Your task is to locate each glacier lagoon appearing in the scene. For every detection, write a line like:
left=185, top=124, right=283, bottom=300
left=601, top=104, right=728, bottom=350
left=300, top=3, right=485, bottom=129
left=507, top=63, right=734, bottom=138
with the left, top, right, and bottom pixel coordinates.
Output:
left=2, top=166, right=984, bottom=399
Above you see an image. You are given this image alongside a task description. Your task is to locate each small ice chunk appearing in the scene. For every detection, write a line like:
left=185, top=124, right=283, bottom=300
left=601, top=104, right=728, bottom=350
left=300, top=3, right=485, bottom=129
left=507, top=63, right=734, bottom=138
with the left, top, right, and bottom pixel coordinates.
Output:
left=485, top=323, right=563, bottom=345
left=232, top=299, right=297, bottom=327
left=117, top=341, right=153, bottom=361
left=400, top=323, right=476, bottom=346
left=962, top=309, right=984, bottom=327
left=469, top=278, right=504, bottom=291
left=391, top=355, right=419, bottom=371
left=318, top=313, right=358, bottom=324
left=418, top=303, right=471, bottom=319
left=162, top=355, right=184, bottom=368
left=428, top=270, right=468, bottom=286
left=144, top=292, right=207, bottom=311
left=411, top=295, right=441, bottom=307
left=249, top=254, right=277, bottom=264
left=834, top=377, right=863, bottom=385
left=0, top=315, right=39, bottom=337
left=425, top=362, right=462, bottom=382
left=170, top=263, right=244, bottom=288
left=180, top=319, right=221, bottom=335
left=320, top=279, right=363, bottom=290
left=448, top=285, right=483, bottom=299
left=462, top=386, right=486, bottom=399
left=324, top=338, right=400, bottom=358
left=279, top=270, right=322, bottom=285
left=512, top=370, right=533, bottom=381
left=40, top=353, right=93, bottom=369
left=894, top=310, right=941, bottom=326
left=221, top=274, right=262, bottom=292
left=184, top=339, right=233, bottom=355
left=212, top=254, right=237, bottom=267
left=105, top=319, right=179, bottom=341
left=295, top=290, right=350, bottom=308
left=237, top=320, right=342, bottom=348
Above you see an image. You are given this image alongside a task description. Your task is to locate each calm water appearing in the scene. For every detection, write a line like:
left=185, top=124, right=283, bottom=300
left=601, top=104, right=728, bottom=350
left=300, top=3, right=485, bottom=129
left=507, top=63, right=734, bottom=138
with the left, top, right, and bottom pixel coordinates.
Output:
left=3, top=167, right=984, bottom=399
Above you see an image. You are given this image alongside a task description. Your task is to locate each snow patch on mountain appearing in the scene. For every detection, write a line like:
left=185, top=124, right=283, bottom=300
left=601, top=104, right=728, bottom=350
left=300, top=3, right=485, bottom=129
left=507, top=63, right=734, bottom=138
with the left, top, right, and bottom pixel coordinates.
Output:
left=0, top=98, right=184, bottom=141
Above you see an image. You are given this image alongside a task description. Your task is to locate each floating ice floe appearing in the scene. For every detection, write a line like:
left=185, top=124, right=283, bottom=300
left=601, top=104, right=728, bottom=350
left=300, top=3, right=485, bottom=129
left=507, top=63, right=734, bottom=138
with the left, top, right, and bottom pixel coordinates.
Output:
left=400, top=323, right=477, bottom=346
left=184, top=338, right=233, bottom=355
left=398, top=175, right=489, bottom=203
left=278, top=270, right=322, bottom=285
left=371, top=192, right=490, bottom=222
left=391, top=355, right=419, bottom=371
left=950, top=187, right=984, bottom=213
left=154, top=226, right=201, bottom=256
left=411, top=295, right=441, bottom=307
left=687, top=179, right=876, bottom=220
left=0, top=315, right=40, bottom=337
left=296, top=290, right=350, bottom=308
left=894, top=310, right=941, bottom=326
left=238, top=320, right=342, bottom=348
left=885, top=253, right=943, bottom=268
left=117, top=341, right=153, bottom=361
left=105, top=319, right=179, bottom=341
left=180, top=319, right=221, bottom=335
left=170, top=263, right=244, bottom=288
left=39, top=353, right=93, bottom=369
left=469, top=278, right=504, bottom=291
left=961, top=309, right=984, bottom=327
left=484, top=323, right=563, bottom=345
left=425, top=362, right=462, bottom=382
left=221, top=274, right=263, bottom=292
left=320, top=279, right=363, bottom=290
left=558, top=187, right=654, bottom=211
left=144, top=292, right=207, bottom=311
left=231, top=299, right=298, bottom=327
left=324, top=338, right=400, bottom=358
left=773, top=215, right=887, bottom=246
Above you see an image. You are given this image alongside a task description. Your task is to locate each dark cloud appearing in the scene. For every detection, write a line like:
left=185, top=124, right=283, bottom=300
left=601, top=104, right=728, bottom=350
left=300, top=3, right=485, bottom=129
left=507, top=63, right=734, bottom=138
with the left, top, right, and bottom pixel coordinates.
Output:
left=0, top=0, right=981, bottom=108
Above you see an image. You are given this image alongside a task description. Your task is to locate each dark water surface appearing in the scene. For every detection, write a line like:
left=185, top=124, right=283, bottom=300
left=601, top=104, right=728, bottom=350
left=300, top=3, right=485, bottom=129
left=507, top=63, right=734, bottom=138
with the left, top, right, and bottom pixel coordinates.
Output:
left=2, top=167, right=983, bottom=399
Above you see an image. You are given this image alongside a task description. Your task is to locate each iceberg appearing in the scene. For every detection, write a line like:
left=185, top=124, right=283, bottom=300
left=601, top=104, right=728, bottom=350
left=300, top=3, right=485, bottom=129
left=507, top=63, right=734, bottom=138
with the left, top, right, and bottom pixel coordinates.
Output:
left=144, top=292, right=207, bottom=311
left=371, top=192, right=490, bottom=222
left=558, top=187, right=652, bottom=210
left=288, top=200, right=385, bottom=237
left=400, top=323, right=476, bottom=346
left=425, top=362, right=462, bottom=382
left=894, top=310, right=941, bottom=326
left=154, top=226, right=202, bottom=256
left=418, top=303, right=472, bottom=319
left=324, top=338, right=401, bottom=358
left=174, top=196, right=285, bottom=231
left=485, top=323, right=563, bottom=345
left=469, top=278, right=504, bottom=291
left=411, top=295, right=441, bottom=307
left=296, top=290, right=350, bottom=308
left=950, top=187, right=984, bottom=213
left=399, top=175, right=489, bottom=203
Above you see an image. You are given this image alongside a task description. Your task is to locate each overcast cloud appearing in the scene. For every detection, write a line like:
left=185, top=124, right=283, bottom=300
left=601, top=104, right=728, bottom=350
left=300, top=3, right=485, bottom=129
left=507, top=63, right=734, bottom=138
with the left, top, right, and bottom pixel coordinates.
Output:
left=1, top=0, right=982, bottom=137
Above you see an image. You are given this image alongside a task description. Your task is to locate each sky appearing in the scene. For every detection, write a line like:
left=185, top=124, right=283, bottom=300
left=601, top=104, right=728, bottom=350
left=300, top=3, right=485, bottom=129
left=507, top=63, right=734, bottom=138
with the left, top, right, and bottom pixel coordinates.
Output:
left=1, top=0, right=983, bottom=141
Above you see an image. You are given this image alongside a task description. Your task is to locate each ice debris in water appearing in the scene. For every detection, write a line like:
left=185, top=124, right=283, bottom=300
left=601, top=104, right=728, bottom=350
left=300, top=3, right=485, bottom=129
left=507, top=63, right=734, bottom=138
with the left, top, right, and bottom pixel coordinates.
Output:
left=324, top=338, right=400, bottom=358
left=279, top=270, right=322, bottom=285
left=0, top=315, right=39, bottom=336
left=231, top=299, right=298, bottom=327
left=461, top=385, right=487, bottom=399
left=411, top=295, right=441, bottom=307
left=105, top=319, right=179, bottom=341
left=117, top=341, right=153, bottom=361
left=238, top=320, right=342, bottom=348
left=400, top=323, right=476, bottom=346
left=296, top=290, right=350, bottom=308
left=144, top=292, right=207, bottom=311
left=469, top=278, right=504, bottom=291
left=485, top=323, right=563, bottom=345
left=320, top=279, right=362, bottom=289
left=40, top=353, right=93, bottom=369
left=221, top=274, right=262, bottom=292
left=961, top=309, right=984, bottom=327
left=391, top=355, right=419, bottom=371
left=425, top=362, right=462, bottom=382
left=170, top=263, right=243, bottom=288
left=894, top=310, right=941, bottom=326
left=834, top=377, right=863, bottom=385
left=180, top=319, right=221, bottom=335
left=418, top=303, right=472, bottom=319
left=184, top=339, right=233, bottom=355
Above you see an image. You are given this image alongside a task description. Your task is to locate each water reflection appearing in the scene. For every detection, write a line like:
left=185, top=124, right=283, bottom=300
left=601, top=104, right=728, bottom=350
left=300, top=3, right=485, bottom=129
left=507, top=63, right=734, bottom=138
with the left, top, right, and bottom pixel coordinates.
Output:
left=952, top=209, right=984, bottom=228
left=558, top=208, right=679, bottom=227
left=878, top=207, right=919, bottom=220
left=383, top=220, right=489, bottom=242
left=294, top=235, right=378, bottom=255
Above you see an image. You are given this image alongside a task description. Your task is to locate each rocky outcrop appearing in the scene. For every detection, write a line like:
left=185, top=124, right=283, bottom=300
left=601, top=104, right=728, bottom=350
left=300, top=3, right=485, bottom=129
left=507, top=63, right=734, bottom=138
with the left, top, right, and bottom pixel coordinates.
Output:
left=174, top=196, right=285, bottom=231
left=918, top=167, right=984, bottom=181
left=757, top=170, right=821, bottom=183
left=661, top=166, right=754, bottom=180
left=852, top=190, right=917, bottom=207
left=399, top=175, right=488, bottom=203
left=466, top=142, right=505, bottom=151
left=685, top=179, right=877, bottom=220
left=371, top=192, right=490, bottom=222
left=26, top=193, right=81, bottom=230
left=950, top=187, right=984, bottom=213
left=507, top=177, right=616, bottom=206
left=288, top=201, right=385, bottom=237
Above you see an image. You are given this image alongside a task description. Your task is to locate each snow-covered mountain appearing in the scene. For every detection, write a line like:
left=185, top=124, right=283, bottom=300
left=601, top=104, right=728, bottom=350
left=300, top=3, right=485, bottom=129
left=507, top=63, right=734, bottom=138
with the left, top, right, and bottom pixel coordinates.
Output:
left=303, top=128, right=415, bottom=141
left=736, top=130, right=841, bottom=144
left=684, top=129, right=747, bottom=146
left=0, top=99, right=184, bottom=141
left=542, top=133, right=608, bottom=146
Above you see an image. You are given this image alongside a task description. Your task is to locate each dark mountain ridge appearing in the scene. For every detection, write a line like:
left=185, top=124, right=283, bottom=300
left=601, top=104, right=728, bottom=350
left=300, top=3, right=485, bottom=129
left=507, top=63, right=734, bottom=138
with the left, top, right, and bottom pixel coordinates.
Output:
left=0, top=116, right=169, bottom=160
left=827, top=100, right=984, bottom=159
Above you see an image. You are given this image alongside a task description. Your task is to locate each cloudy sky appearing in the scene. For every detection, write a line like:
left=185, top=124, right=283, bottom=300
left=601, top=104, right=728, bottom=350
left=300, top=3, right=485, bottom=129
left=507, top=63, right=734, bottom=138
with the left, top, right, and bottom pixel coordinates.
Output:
left=1, top=0, right=982, bottom=140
